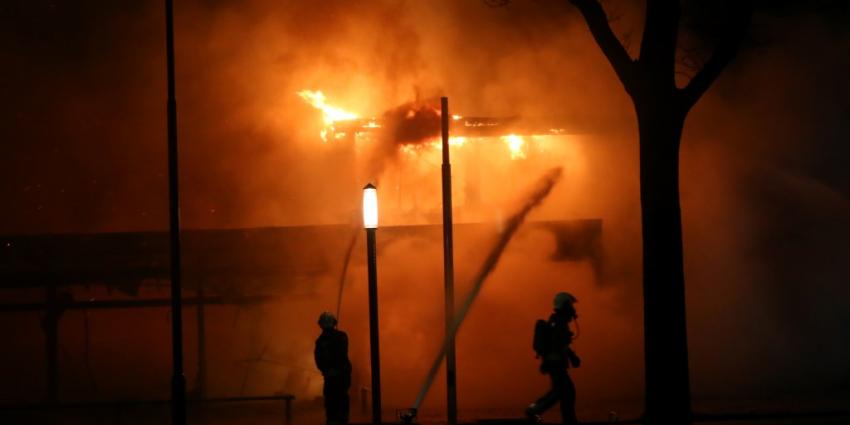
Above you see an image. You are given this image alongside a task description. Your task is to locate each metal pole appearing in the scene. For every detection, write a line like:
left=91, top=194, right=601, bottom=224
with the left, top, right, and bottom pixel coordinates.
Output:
left=165, top=1, right=187, bottom=424
left=366, top=227, right=382, bottom=424
left=196, top=281, right=207, bottom=397
left=45, top=284, right=59, bottom=404
left=441, top=97, right=458, bottom=425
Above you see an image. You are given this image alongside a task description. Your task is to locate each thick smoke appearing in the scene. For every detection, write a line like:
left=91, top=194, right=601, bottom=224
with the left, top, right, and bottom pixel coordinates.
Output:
left=365, top=98, right=442, bottom=180
left=380, top=101, right=442, bottom=146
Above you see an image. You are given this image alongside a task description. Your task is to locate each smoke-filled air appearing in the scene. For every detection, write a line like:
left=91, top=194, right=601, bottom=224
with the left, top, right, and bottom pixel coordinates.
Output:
left=1, top=0, right=849, bottom=423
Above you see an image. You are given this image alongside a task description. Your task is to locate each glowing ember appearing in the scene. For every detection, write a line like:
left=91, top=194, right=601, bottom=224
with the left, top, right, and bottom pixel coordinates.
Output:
left=296, top=90, right=358, bottom=141
left=449, top=136, right=466, bottom=147
left=502, top=134, right=526, bottom=160
left=427, top=136, right=467, bottom=151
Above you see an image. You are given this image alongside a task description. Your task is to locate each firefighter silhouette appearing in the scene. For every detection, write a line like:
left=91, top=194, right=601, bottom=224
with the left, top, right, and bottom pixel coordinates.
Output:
left=527, top=292, right=581, bottom=424
left=315, top=312, right=352, bottom=425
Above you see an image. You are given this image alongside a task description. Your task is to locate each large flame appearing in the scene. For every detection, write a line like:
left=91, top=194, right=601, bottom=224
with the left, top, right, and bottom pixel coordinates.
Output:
left=297, top=90, right=358, bottom=142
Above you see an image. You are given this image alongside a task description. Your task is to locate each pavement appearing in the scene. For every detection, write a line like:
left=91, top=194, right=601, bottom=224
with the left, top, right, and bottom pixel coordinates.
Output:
left=3, top=401, right=850, bottom=425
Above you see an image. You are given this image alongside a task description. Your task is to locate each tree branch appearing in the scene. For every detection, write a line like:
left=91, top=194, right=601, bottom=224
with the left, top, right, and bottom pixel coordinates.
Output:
left=569, top=0, right=637, bottom=93
left=639, top=0, right=681, bottom=78
left=678, top=5, right=752, bottom=110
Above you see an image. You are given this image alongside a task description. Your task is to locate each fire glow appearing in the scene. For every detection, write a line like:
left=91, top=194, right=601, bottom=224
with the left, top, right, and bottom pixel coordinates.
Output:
left=501, top=134, right=527, bottom=160
left=297, top=90, right=543, bottom=161
left=296, top=90, right=358, bottom=142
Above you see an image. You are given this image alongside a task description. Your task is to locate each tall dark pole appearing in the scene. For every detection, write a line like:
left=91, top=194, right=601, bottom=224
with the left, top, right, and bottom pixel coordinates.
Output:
left=440, top=97, right=458, bottom=425
left=364, top=183, right=382, bottom=425
left=45, top=284, right=59, bottom=404
left=165, top=1, right=187, bottom=424
left=196, top=281, right=207, bottom=397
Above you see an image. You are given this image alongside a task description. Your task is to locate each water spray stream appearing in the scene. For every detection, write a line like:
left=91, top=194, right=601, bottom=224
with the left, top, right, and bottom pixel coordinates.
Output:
left=335, top=228, right=359, bottom=321
left=402, top=167, right=563, bottom=421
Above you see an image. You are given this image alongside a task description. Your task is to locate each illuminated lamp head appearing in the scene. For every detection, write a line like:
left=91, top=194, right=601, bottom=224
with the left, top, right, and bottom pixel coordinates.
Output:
left=362, top=183, right=378, bottom=229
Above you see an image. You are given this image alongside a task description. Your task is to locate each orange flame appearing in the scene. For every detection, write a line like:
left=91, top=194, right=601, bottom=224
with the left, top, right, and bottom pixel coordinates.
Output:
left=450, top=136, right=466, bottom=147
left=297, top=90, right=358, bottom=141
left=502, top=134, right=526, bottom=160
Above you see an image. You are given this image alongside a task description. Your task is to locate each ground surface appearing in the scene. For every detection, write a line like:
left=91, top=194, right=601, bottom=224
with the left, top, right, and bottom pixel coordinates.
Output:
left=3, top=403, right=850, bottom=425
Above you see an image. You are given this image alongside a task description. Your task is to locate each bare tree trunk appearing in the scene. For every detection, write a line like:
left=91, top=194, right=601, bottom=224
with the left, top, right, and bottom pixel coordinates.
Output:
left=636, top=99, right=691, bottom=424
left=566, top=2, right=751, bottom=424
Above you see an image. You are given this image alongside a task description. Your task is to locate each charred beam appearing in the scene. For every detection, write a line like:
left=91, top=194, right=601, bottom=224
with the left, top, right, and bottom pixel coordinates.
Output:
left=332, top=115, right=593, bottom=138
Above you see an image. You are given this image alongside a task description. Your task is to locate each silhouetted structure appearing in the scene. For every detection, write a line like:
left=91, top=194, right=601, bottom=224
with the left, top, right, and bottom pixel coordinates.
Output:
left=527, top=292, right=581, bottom=425
left=566, top=1, right=753, bottom=423
left=315, top=312, right=352, bottom=425
left=0, top=221, right=601, bottom=415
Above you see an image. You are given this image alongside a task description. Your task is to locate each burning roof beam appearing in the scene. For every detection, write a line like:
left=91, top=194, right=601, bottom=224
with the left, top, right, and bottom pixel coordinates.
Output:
left=332, top=115, right=586, bottom=138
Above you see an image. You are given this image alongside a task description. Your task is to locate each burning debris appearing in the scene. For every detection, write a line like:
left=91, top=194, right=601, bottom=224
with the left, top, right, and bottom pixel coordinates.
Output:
left=379, top=100, right=442, bottom=146
left=296, top=90, right=582, bottom=160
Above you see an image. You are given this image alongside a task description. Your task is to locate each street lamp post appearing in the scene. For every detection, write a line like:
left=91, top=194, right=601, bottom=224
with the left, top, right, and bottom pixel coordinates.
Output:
left=164, top=1, right=186, bottom=425
left=363, top=183, right=382, bottom=425
left=440, top=96, right=458, bottom=425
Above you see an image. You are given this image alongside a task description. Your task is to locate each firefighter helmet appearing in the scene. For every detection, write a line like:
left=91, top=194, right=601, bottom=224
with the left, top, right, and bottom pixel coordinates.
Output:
left=553, top=292, right=578, bottom=310
left=318, top=311, right=338, bottom=330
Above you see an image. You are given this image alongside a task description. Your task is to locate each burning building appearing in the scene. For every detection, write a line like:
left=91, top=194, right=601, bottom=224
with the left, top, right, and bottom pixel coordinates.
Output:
left=0, top=90, right=610, bottom=422
left=5, top=1, right=849, bottom=424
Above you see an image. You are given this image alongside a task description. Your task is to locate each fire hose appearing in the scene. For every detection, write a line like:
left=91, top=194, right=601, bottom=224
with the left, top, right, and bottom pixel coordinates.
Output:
left=400, top=167, right=563, bottom=423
